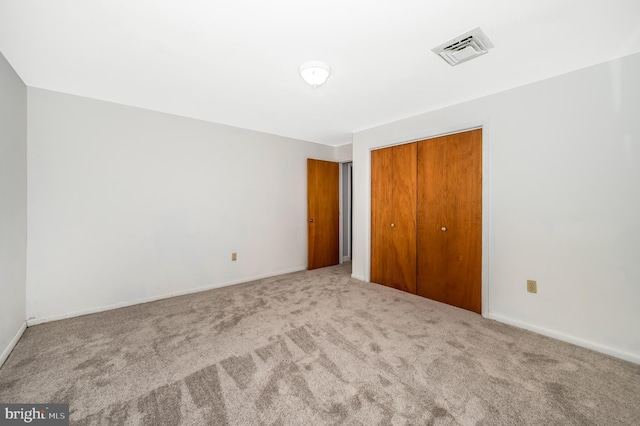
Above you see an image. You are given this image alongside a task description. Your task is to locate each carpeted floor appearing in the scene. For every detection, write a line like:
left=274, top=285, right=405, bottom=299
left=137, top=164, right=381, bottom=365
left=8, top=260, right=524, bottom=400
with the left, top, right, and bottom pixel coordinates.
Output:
left=1, top=263, right=639, bottom=425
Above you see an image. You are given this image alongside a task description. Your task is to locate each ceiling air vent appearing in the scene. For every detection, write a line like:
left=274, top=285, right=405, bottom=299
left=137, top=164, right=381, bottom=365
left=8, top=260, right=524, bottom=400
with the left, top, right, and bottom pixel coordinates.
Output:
left=432, top=27, right=494, bottom=66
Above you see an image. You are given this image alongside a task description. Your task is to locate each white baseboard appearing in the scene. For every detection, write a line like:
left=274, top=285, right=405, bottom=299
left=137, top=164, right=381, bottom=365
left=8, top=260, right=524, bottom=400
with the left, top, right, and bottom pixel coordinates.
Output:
left=0, top=322, right=27, bottom=368
left=27, top=266, right=307, bottom=327
left=351, top=273, right=365, bottom=282
left=343, top=256, right=351, bottom=262
left=485, top=312, right=640, bottom=365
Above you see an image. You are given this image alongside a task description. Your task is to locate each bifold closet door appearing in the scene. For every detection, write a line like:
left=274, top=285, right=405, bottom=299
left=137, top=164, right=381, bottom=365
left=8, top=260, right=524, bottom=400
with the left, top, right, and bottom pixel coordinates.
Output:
left=417, top=129, right=482, bottom=313
left=370, top=143, right=417, bottom=293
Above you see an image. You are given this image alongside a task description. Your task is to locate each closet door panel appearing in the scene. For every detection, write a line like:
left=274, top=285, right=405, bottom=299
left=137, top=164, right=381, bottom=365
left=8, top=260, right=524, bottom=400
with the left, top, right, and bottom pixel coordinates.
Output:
left=417, top=138, right=448, bottom=302
left=371, top=147, right=394, bottom=286
left=417, top=129, right=482, bottom=313
left=391, top=143, right=417, bottom=293
left=445, top=130, right=482, bottom=312
left=370, top=143, right=417, bottom=293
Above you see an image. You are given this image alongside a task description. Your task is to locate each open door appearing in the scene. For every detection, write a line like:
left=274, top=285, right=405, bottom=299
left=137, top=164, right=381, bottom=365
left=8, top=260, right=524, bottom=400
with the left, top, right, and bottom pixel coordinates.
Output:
left=307, top=159, right=339, bottom=269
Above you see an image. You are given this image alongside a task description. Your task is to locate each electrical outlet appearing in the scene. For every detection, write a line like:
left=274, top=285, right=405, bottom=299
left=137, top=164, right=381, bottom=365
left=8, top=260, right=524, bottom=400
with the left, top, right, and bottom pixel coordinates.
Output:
left=527, top=280, right=537, bottom=294
left=231, top=252, right=237, bottom=261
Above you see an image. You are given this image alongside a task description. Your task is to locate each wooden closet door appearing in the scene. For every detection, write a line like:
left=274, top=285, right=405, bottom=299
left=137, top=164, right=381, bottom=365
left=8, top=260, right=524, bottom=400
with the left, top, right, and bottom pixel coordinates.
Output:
left=417, top=130, right=482, bottom=313
left=371, top=143, right=417, bottom=293
left=371, top=148, right=394, bottom=286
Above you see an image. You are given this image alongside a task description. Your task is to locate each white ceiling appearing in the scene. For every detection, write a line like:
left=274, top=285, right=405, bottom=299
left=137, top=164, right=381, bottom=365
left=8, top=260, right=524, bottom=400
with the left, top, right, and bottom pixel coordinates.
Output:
left=1, top=1, right=639, bottom=146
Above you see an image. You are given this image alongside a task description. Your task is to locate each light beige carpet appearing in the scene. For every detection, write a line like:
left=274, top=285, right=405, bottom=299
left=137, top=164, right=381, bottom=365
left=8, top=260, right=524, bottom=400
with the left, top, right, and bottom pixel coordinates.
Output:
left=1, top=263, right=639, bottom=425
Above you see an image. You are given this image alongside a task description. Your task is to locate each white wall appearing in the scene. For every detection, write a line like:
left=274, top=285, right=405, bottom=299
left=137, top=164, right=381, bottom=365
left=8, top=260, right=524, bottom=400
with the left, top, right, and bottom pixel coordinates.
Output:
left=27, top=88, right=335, bottom=322
left=352, top=52, right=640, bottom=363
left=0, top=52, right=27, bottom=366
left=334, top=143, right=353, bottom=162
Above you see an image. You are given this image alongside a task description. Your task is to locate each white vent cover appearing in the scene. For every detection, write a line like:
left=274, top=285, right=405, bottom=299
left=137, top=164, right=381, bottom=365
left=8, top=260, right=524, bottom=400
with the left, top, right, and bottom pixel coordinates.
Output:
left=432, top=27, right=494, bottom=66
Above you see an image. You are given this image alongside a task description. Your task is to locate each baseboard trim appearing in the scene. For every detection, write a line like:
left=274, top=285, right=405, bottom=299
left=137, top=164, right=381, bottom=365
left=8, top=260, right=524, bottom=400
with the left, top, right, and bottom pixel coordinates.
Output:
left=351, top=273, right=365, bottom=282
left=27, top=266, right=307, bottom=327
left=486, top=312, right=640, bottom=365
left=0, top=322, right=27, bottom=368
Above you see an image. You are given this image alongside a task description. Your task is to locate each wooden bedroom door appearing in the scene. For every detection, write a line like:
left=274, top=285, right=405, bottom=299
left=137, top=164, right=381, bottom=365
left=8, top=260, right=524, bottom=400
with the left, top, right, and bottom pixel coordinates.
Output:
left=307, top=159, right=339, bottom=270
left=370, top=143, right=417, bottom=293
left=417, top=129, right=482, bottom=313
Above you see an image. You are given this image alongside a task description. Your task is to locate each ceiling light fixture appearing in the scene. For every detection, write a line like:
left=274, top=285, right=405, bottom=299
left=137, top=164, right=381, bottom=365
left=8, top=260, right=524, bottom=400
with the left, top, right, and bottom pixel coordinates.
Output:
left=299, top=61, right=331, bottom=88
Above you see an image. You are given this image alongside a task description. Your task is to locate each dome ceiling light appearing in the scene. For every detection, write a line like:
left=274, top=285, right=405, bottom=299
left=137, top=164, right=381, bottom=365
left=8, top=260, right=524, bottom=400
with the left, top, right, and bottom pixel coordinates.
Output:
left=299, top=61, right=331, bottom=88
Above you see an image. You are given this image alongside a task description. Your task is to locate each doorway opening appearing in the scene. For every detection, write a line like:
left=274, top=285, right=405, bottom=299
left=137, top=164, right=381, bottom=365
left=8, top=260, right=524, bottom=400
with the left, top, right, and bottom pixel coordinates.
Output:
left=340, top=162, right=353, bottom=264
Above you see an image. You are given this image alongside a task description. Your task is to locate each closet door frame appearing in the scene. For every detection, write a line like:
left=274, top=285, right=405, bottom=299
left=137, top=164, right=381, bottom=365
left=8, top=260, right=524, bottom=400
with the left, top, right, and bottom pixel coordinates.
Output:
left=367, top=122, right=490, bottom=316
